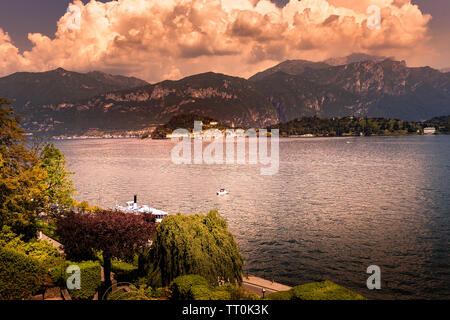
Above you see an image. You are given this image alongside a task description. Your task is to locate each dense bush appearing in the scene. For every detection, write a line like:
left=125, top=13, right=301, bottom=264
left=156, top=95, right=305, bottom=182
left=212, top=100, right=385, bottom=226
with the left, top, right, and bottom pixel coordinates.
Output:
left=264, top=290, right=293, bottom=300
left=290, top=281, right=366, bottom=300
left=169, top=275, right=210, bottom=300
left=111, top=260, right=139, bottom=283
left=70, top=261, right=101, bottom=300
left=169, top=275, right=260, bottom=301
left=0, top=246, right=46, bottom=300
left=151, top=287, right=163, bottom=299
left=207, top=290, right=232, bottom=300
left=206, top=284, right=259, bottom=300
left=194, top=284, right=261, bottom=300
left=0, top=228, right=64, bottom=297
left=191, top=285, right=212, bottom=300
left=1, top=235, right=62, bottom=271
left=49, top=263, right=68, bottom=287
left=261, top=281, right=366, bottom=300
left=52, top=261, right=101, bottom=300
left=49, top=260, right=101, bottom=299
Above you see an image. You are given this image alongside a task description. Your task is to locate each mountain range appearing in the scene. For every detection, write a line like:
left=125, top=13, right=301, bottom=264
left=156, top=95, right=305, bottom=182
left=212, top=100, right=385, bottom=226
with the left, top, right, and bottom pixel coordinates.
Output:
left=1, top=54, right=449, bottom=136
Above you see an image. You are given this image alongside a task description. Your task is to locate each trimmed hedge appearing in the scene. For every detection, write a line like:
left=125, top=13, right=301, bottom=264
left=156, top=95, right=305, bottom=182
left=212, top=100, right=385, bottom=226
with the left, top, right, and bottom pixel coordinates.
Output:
left=49, top=263, right=67, bottom=287
left=0, top=246, right=46, bottom=300
left=50, top=260, right=101, bottom=300
left=111, top=260, right=138, bottom=283
left=290, top=281, right=366, bottom=300
left=169, top=275, right=209, bottom=300
left=263, top=281, right=365, bottom=300
left=68, top=261, right=101, bottom=300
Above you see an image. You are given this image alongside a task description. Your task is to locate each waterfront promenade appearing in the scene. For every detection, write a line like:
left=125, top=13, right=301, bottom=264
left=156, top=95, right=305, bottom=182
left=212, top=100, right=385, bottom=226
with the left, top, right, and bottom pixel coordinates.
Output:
left=242, top=275, right=292, bottom=297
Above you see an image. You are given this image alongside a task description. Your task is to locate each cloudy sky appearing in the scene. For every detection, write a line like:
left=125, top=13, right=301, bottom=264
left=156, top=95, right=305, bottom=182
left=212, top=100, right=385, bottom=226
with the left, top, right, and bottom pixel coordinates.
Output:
left=0, top=0, right=448, bottom=82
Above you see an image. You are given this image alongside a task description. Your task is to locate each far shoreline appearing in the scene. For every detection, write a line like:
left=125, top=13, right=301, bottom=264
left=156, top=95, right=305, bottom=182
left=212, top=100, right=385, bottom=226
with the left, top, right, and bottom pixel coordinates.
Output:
left=46, top=133, right=448, bottom=141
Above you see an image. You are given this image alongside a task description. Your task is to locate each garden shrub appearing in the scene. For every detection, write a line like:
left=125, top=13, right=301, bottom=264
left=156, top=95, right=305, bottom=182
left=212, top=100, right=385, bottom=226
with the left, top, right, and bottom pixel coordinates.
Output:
left=264, top=290, right=293, bottom=300
left=65, top=261, right=101, bottom=300
left=221, top=283, right=259, bottom=300
left=208, top=284, right=260, bottom=300
left=169, top=275, right=209, bottom=300
left=49, top=263, right=68, bottom=287
left=207, top=289, right=232, bottom=300
left=111, top=260, right=138, bottom=283
left=169, top=275, right=262, bottom=301
left=0, top=230, right=61, bottom=268
left=191, top=285, right=212, bottom=300
left=290, top=281, right=366, bottom=300
left=0, top=246, right=46, bottom=300
left=151, top=287, right=163, bottom=298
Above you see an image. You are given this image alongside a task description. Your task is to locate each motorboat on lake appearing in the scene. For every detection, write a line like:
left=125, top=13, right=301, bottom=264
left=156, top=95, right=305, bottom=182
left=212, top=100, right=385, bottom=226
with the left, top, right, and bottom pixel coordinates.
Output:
left=116, top=195, right=168, bottom=223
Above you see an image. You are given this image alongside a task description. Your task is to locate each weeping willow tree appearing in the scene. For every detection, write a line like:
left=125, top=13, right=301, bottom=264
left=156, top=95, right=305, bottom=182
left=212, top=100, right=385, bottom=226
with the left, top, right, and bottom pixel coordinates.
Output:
left=144, top=210, right=244, bottom=287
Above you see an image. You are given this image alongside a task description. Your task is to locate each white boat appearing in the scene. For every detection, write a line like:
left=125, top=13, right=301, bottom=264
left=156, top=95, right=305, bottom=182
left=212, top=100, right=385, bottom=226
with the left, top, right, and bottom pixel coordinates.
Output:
left=116, top=196, right=168, bottom=223
left=217, top=188, right=229, bottom=196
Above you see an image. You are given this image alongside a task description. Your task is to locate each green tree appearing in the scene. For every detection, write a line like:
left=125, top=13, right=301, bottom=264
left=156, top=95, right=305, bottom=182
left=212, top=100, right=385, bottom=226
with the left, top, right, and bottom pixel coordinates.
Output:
left=143, top=210, right=244, bottom=287
left=0, top=99, right=47, bottom=240
left=39, top=143, right=75, bottom=214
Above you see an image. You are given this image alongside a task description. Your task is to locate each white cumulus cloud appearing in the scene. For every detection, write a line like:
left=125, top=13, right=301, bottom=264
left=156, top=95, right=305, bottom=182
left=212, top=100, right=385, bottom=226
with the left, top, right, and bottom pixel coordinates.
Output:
left=0, top=0, right=432, bottom=81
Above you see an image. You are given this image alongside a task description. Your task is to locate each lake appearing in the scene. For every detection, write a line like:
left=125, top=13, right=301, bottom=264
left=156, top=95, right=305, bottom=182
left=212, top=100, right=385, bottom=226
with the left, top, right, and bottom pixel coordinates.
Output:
left=55, top=135, right=450, bottom=299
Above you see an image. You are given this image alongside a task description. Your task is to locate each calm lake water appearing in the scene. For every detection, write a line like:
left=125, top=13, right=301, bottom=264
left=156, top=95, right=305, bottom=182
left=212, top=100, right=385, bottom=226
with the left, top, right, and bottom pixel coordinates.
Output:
left=55, top=136, right=450, bottom=300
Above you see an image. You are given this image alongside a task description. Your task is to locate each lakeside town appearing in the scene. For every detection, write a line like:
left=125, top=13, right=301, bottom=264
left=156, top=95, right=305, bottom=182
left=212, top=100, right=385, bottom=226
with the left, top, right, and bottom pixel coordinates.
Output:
left=47, top=115, right=447, bottom=141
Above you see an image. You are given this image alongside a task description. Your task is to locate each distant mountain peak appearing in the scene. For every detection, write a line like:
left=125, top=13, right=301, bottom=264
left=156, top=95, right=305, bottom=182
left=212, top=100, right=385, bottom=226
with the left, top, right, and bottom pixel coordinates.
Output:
left=50, top=67, right=70, bottom=74
left=248, top=59, right=330, bottom=81
left=0, top=67, right=148, bottom=109
left=323, top=53, right=391, bottom=66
